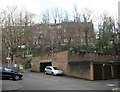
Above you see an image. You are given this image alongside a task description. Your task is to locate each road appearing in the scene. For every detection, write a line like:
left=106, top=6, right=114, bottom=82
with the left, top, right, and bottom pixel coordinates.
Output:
left=2, top=71, right=120, bottom=91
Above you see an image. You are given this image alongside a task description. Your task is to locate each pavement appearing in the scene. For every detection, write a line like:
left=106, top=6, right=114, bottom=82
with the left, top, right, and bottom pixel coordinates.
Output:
left=1, top=80, right=23, bottom=91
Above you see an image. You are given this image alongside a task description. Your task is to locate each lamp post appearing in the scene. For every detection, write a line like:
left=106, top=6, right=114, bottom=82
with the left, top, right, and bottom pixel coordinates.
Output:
left=6, top=47, right=11, bottom=67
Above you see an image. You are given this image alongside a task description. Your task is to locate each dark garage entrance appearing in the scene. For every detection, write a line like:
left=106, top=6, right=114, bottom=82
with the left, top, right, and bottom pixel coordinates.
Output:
left=94, top=64, right=112, bottom=80
left=94, top=64, right=102, bottom=80
left=93, top=63, right=120, bottom=80
left=40, top=62, right=52, bottom=72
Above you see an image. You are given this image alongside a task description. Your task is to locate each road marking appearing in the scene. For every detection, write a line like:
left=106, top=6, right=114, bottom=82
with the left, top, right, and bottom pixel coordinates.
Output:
left=112, top=88, right=120, bottom=92
left=106, top=83, right=116, bottom=87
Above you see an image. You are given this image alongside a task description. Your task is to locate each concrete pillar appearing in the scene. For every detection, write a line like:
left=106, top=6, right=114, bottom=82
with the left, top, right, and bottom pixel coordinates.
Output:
left=102, top=64, right=105, bottom=79
left=90, top=62, right=94, bottom=80
left=111, top=65, right=114, bottom=78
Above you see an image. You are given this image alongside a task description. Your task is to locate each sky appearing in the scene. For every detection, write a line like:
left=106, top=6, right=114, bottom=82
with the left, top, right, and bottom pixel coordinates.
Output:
left=0, top=0, right=119, bottom=23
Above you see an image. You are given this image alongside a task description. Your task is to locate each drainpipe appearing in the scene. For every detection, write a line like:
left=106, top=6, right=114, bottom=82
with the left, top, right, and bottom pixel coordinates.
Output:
left=7, top=47, right=11, bottom=67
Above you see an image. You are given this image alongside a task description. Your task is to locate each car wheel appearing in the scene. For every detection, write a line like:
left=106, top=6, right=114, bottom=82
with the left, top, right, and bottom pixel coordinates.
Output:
left=14, top=75, right=20, bottom=80
left=45, top=72, right=47, bottom=74
left=51, top=72, right=54, bottom=76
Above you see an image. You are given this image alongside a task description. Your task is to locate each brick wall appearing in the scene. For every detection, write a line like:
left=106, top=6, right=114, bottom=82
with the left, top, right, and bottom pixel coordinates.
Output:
left=68, top=51, right=117, bottom=63
left=31, top=56, right=42, bottom=72
left=51, top=51, right=68, bottom=74
left=67, top=62, right=91, bottom=79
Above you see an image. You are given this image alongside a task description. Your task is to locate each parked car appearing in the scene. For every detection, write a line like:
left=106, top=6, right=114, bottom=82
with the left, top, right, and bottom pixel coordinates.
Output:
left=0, top=67, right=23, bottom=81
left=44, top=66, right=63, bottom=75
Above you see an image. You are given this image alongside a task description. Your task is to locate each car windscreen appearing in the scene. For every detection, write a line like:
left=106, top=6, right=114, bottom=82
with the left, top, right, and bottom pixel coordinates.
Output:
left=4, top=68, right=12, bottom=72
left=53, top=67, right=60, bottom=70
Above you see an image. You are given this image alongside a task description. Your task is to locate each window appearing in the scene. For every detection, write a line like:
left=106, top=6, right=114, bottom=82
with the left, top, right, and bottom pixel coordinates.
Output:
left=53, top=67, right=60, bottom=70
left=81, top=39, right=83, bottom=42
left=57, top=25, right=61, bottom=29
left=63, top=29, right=66, bottom=32
left=47, top=67, right=52, bottom=70
left=58, top=35, right=61, bottom=39
left=64, top=39, right=68, bottom=43
left=49, top=25, right=51, bottom=29
left=33, top=36, right=37, bottom=39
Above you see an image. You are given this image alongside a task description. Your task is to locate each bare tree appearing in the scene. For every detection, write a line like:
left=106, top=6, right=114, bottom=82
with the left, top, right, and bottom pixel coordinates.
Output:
left=24, top=11, right=35, bottom=26
left=73, top=4, right=80, bottom=22
left=52, top=8, right=58, bottom=24
left=42, top=9, right=50, bottom=24
left=63, top=10, right=69, bottom=22
left=1, top=6, right=36, bottom=63
left=82, top=8, right=93, bottom=23
left=51, top=8, right=64, bottom=24
left=57, top=8, right=64, bottom=23
left=81, top=8, right=93, bottom=51
left=97, top=13, right=120, bottom=55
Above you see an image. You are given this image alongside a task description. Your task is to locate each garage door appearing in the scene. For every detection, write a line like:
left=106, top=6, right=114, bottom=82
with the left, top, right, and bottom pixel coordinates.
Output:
left=40, top=62, right=52, bottom=72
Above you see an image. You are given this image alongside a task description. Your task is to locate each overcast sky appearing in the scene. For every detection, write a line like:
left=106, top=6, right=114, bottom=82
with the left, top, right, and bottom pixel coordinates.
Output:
left=0, top=0, right=119, bottom=22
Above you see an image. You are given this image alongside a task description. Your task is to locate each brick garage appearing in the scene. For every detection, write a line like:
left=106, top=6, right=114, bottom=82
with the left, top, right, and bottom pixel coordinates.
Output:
left=31, top=56, right=52, bottom=72
left=62, top=61, right=120, bottom=80
left=31, top=51, right=120, bottom=80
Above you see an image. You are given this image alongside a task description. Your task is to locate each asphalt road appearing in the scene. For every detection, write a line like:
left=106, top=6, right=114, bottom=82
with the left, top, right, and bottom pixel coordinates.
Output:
left=14, top=71, right=119, bottom=91
left=1, top=70, right=119, bottom=91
